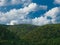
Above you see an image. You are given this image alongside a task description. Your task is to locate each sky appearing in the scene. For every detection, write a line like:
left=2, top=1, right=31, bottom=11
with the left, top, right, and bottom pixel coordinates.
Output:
left=0, top=0, right=60, bottom=25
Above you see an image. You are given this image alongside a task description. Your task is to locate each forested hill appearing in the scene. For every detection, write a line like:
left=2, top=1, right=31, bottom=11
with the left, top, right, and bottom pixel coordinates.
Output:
left=0, top=24, right=60, bottom=45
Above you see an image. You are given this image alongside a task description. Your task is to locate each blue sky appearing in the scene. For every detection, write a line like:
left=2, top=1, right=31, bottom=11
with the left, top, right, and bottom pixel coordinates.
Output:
left=0, top=0, right=60, bottom=25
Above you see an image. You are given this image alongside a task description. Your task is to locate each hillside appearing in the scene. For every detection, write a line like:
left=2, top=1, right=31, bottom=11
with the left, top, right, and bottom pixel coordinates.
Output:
left=0, top=24, right=60, bottom=45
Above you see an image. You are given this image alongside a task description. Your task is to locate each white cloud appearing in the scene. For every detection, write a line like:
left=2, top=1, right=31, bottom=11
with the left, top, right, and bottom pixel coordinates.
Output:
left=44, top=7, right=59, bottom=18
left=0, top=0, right=31, bottom=6
left=7, top=20, right=18, bottom=25
left=54, top=0, right=60, bottom=5
left=0, top=5, right=60, bottom=26
left=0, top=0, right=5, bottom=6
left=32, top=16, right=50, bottom=26
left=0, top=2, right=48, bottom=25
left=0, top=3, right=37, bottom=25
left=44, top=7, right=60, bottom=24
left=32, top=7, right=60, bottom=26
left=0, top=1, right=60, bottom=26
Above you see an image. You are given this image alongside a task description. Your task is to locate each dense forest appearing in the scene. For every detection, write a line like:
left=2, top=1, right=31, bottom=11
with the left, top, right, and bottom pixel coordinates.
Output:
left=0, top=24, right=60, bottom=45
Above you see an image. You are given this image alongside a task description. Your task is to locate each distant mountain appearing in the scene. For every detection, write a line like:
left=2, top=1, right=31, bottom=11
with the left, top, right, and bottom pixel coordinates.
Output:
left=0, top=24, right=60, bottom=45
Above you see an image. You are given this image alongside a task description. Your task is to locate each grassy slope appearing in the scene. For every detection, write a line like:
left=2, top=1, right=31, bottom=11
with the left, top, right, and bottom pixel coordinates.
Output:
left=0, top=24, right=60, bottom=45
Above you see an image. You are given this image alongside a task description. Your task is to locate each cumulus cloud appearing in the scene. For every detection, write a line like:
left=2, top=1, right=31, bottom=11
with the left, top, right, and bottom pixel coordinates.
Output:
left=0, top=5, right=60, bottom=25
left=54, top=0, right=60, bottom=5
left=44, top=7, right=60, bottom=24
left=0, top=0, right=31, bottom=6
left=0, top=3, right=37, bottom=25
left=32, top=16, right=50, bottom=26
left=0, top=2, right=48, bottom=25
left=0, top=1, right=60, bottom=26
left=7, top=20, right=18, bottom=25
left=0, top=0, right=5, bottom=6
left=32, top=7, right=60, bottom=26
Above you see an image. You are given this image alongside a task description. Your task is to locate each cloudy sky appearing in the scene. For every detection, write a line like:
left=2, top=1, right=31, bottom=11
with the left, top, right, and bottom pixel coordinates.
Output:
left=0, top=0, right=60, bottom=25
